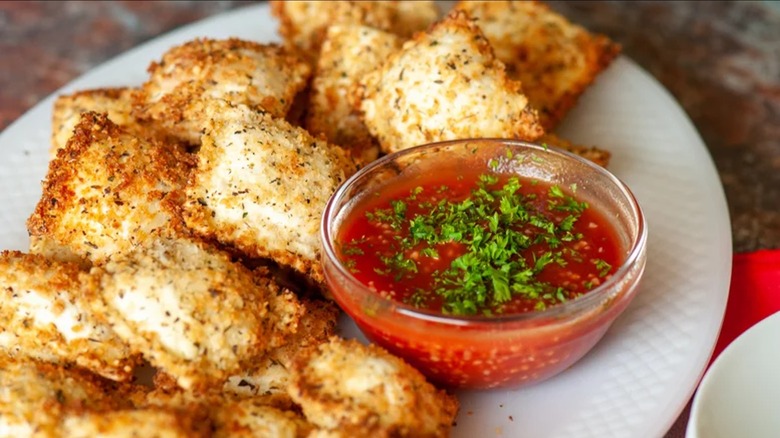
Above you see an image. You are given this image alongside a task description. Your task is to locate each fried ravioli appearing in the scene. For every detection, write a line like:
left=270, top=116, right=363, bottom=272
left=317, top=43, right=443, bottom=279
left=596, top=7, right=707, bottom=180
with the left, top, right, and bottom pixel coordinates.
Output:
left=26, top=112, right=193, bottom=265
left=270, top=1, right=438, bottom=63
left=0, top=251, right=139, bottom=382
left=306, top=25, right=401, bottom=164
left=91, top=237, right=299, bottom=391
left=182, top=101, right=358, bottom=285
left=0, top=359, right=126, bottom=437
left=134, top=38, right=310, bottom=145
left=456, top=0, right=621, bottom=129
left=358, top=10, right=544, bottom=154
left=289, top=338, right=459, bottom=437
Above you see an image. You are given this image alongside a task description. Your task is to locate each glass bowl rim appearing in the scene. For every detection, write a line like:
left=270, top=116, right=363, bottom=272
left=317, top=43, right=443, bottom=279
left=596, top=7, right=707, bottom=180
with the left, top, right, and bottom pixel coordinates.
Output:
left=321, top=138, right=647, bottom=325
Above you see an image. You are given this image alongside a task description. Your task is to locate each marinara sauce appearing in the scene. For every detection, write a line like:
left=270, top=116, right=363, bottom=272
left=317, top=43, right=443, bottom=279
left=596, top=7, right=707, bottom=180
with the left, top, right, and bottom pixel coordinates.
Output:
left=329, top=165, right=630, bottom=388
left=336, top=168, right=621, bottom=317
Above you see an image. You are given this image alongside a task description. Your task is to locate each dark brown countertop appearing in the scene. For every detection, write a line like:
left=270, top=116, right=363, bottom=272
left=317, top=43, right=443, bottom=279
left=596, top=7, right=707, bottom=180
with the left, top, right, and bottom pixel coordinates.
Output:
left=1, top=1, right=778, bottom=435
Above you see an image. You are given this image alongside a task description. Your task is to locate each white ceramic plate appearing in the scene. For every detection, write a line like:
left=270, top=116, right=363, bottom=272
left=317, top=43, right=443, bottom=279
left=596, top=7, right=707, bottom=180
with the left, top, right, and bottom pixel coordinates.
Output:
left=687, top=311, right=780, bottom=438
left=0, top=4, right=732, bottom=437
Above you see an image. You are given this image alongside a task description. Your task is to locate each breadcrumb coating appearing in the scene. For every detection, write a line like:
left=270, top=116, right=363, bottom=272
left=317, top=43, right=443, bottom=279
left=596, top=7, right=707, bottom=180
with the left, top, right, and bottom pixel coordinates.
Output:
left=306, top=25, right=401, bottom=164
left=92, top=237, right=298, bottom=391
left=61, top=407, right=211, bottom=438
left=51, top=88, right=139, bottom=158
left=182, top=101, right=358, bottom=285
left=0, top=359, right=127, bottom=437
left=268, top=297, right=340, bottom=369
left=29, top=234, right=92, bottom=269
left=456, top=0, right=621, bottom=129
left=223, top=296, right=338, bottom=409
left=289, top=338, right=459, bottom=437
left=134, top=38, right=310, bottom=145
left=211, top=399, right=313, bottom=438
left=0, top=251, right=140, bottom=382
left=358, top=10, right=544, bottom=154
left=270, top=1, right=438, bottom=63
left=26, top=112, right=193, bottom=265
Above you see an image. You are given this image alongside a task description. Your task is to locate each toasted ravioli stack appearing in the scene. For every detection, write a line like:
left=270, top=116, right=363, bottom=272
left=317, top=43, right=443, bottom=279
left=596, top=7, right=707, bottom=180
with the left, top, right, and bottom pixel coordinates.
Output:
left=0, top=1, right=628, bottom=436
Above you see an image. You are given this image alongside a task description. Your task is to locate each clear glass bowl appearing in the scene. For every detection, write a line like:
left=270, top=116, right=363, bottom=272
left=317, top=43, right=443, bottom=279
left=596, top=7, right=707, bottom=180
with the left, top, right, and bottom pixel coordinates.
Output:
left=321, top=139, right=647, bottom=389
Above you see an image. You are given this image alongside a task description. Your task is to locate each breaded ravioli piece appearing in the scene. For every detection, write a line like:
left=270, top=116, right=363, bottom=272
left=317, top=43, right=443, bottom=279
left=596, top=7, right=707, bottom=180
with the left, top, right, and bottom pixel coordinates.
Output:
left=0, top=251, right=139, bottom=381
left=306, top=25, right=401, bottom=164
left=183, top=101, right=358, bottom=285
left=92, top=237, right=298, bottom=390
left=61, top=408, right=211, bottom=438
left=224, top=297, right=340, bottom=406
left=134, top=38, right=310, bottom=145
left=0, top=359, right=125, bottom=437
left=51, top=87, right=143, bottom=158
left=456, top=0, right=621, bottom=129
left=289, top=338, right=459, bottom=437
left=27, top=112, right=193, bottom=265
left=358, top=10, right=544, bottom=154
left=211, top=399, right=313, bottom=438
left=270, top=1, right=438, bottom=63
left=539, top=133, right=611, bottom=167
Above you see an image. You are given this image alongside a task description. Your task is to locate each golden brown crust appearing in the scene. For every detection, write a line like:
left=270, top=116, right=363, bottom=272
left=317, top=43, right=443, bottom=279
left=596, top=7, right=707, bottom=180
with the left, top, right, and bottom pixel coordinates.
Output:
left=91, top=236, right=299, bottom=391
left=49, top=87, right=183, bottom=159
left=357, top=10, right=544, bottom=154
left=29, top=234, right=92, bottom=269
left=456, top=0, right=621, bottom=130
left=289, top=338, right=459, bottom=437
left=0, top=359, right=131, bottom=435
left=211, top=398, right=313, bottom=438
left=51, top=87, right=134, bottom=158
left=305, top=24, right=401, bottom=165
left=134, top=38, right=311, bottom=145
left=270, top=1, right=438, bottom=64
left=61, top=407, right=212, bottom=438
left=27, top=112, right=194, bottom=265
left=222, top=292, right=339, bottom=408
left=182, top=101, right=358, bottom=285
left=268, top=298, right=340, bottom=369
left=539, top=133, right=612, bottom=167
left=0, top=251, right=141, bottom=381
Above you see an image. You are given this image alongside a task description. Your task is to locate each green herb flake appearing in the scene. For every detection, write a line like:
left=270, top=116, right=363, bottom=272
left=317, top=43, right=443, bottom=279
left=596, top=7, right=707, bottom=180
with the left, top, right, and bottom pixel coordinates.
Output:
left=358, top=172, right=598, bottom=316
left=593, top=259, right=612, bottom=277
left=549, top=185, right=565, bottom=198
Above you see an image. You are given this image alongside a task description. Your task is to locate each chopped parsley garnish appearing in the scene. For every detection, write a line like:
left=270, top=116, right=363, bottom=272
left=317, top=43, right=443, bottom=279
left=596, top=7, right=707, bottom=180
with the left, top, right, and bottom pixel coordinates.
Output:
left=340, top=173, right=617, bottom=316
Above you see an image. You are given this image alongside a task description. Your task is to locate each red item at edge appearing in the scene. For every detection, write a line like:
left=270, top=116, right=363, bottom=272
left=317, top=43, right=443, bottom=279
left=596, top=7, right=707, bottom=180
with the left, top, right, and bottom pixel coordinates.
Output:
left=710, top=250, right=780, bottom=363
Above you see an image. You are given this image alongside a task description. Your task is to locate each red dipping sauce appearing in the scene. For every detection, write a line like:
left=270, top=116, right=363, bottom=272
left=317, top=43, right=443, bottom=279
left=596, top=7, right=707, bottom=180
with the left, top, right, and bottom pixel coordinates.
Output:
left=337, top=169, right=620, bottom=317
left=321, top=139, right=647, bottom=389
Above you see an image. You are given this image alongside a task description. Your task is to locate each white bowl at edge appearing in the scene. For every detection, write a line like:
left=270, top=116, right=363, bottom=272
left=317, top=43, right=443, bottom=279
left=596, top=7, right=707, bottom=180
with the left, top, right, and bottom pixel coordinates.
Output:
left=687, top=311, right=780, bottom=438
